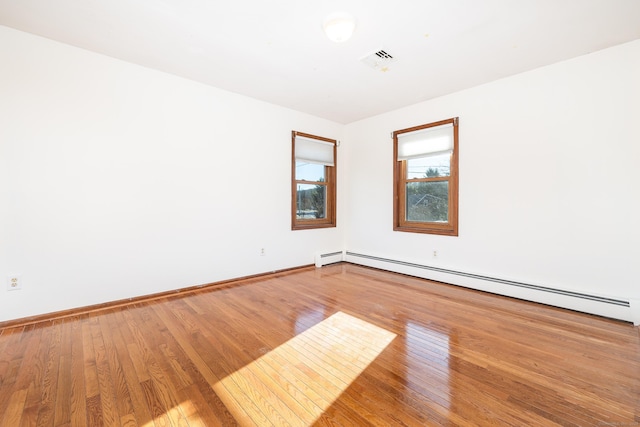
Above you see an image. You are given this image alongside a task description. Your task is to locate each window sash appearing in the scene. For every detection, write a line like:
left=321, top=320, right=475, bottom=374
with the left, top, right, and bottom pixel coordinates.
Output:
left=295, top=182, right=328, bottom=220
left=398, top=161, right=453, bottom=229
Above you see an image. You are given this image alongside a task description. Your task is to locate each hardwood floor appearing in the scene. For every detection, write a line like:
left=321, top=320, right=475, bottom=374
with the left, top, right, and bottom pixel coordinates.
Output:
left=1, top=263, right=638, bottom=426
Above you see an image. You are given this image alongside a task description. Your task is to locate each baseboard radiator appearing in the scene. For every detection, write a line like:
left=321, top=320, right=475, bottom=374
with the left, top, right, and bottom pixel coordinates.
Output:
left=315, top=251, right=345, bottom=267
left=341, top=251, right=640, bottom=326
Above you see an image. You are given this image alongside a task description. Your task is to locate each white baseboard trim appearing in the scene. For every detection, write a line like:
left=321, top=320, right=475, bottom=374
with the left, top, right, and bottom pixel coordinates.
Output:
left=343, top=251, right=639, bottom=326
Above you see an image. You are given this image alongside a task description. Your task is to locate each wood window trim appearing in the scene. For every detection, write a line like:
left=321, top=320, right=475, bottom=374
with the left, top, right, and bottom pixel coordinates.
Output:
left=393, top=117, right=459, bottom=236
left=291, top=131, right=337, bottom=230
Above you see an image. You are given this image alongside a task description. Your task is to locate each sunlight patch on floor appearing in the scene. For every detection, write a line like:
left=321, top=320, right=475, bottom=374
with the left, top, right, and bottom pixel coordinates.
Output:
left=142, top=398, right=205, bottom=427
left=213, top=311, right=397, bottom=426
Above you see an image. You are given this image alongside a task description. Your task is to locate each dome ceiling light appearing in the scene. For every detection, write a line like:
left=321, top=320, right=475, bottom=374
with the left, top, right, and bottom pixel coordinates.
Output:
left=322, top=12, right=356, bottom=43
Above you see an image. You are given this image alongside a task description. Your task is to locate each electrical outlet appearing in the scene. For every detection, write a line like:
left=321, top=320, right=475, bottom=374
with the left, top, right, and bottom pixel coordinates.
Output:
left=260, top=248, right=266, bottom=256
left=7, top=275, right=22, bottom=291
left=433, top=250, right=438, bottom=258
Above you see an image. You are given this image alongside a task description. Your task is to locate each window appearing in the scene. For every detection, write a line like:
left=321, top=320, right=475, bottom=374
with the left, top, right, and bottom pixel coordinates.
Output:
left=393, top=117, right=459, bottom=235
left=292, top=131, right=337, bottom=230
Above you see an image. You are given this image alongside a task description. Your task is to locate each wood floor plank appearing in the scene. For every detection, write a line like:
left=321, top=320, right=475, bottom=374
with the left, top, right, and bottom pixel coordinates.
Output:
left=69, top=319, right=88, bottom=426
left=153, top=301, right=243, bottom=423
left=81, top=319, right=100, bottom=403
left=106, top=309, right=154, bottom=426
left=0, top=263, right=638, bottom=426
left=18, top=405, right=38, bottom=427
left=0, top=387, right=28, bottom=427
left=90, top=314, right=119, bottom=427
left=151, top=302, right=255, bottom=425
left=98, top=313, right=136, bottom=423
left=0, top=326, right=26, bottom=417
left=139, top=379, right=171, bottom=426
left=85, top=394, right=103, bottom=427
left=125, top=303, right=192, bottom=426
left=119, top=312, right=151, bottom=385
left=35, top=320, right=64, bottom=427
left=176, top=383, right=227, bottom=427
left=11, top=324, right=44, bottom=394
left=54, top=319, right=73, bottom=426
left=20, top=323, right=53, bottom=424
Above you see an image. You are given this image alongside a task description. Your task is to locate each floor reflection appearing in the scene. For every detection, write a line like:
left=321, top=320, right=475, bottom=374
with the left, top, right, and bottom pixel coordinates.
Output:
left=294, top=309, right=325, bottom=335
left=404, top=321, right=452, bottom=411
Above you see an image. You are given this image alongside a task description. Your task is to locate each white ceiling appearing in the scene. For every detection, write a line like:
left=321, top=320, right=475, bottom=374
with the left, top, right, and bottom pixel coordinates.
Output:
left=1, top=0, right=639, bottom=124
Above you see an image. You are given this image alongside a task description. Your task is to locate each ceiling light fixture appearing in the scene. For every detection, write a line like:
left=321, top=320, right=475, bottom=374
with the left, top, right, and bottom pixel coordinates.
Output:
left=323, top=12, right=356, bottom=43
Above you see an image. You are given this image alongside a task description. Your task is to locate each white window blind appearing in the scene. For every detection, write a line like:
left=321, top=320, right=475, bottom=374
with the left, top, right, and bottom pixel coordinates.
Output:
left=295, top=135, right=335, bottom=166
left=397, top=123, right=453, bottom=161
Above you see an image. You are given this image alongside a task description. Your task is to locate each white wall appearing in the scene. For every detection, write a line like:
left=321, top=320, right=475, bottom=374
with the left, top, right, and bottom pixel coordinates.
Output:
left=0, top=26, right=344, bottom=322
left=2, top=23, right=639, bottom=324
left=345, top=40, right=640, bottom=308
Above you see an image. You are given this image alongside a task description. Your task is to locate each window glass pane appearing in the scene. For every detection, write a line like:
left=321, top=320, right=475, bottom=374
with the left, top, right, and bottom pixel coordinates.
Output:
left=296, top=183, right=326, bottom=219
left=296, top=161, right=325, bottom=182
left=406, top=153, right=451, bottom=179
left=406, top=181, right=449, bottom=222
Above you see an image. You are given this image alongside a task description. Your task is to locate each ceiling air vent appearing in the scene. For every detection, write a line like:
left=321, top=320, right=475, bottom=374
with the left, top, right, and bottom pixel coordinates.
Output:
left=360, top=49, right=397, bottom=72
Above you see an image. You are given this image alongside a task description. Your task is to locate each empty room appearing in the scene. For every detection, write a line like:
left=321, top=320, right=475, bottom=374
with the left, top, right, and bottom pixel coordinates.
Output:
left=1, top=1, right=639, bottom=425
